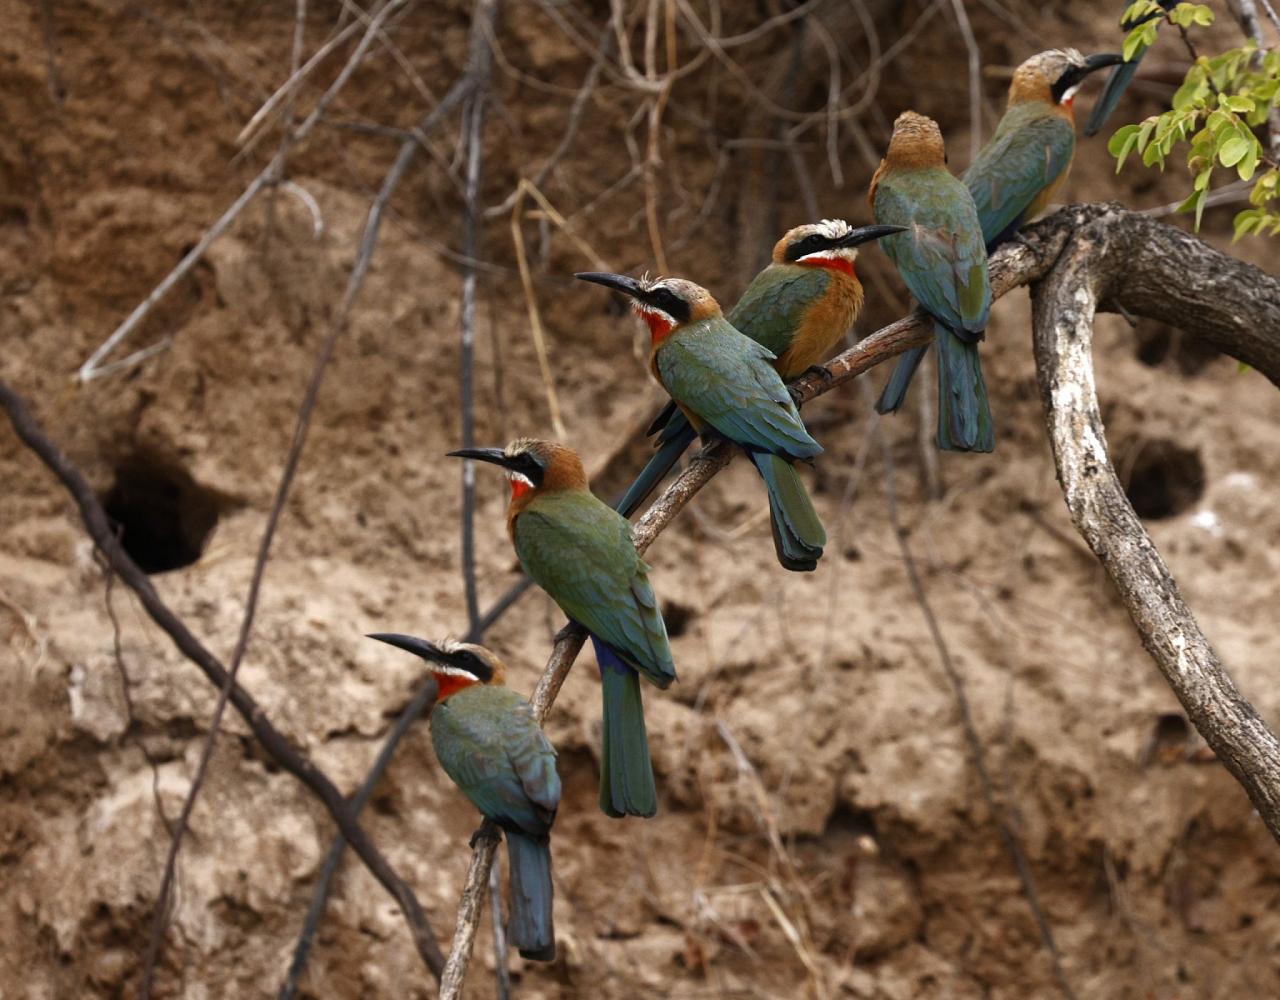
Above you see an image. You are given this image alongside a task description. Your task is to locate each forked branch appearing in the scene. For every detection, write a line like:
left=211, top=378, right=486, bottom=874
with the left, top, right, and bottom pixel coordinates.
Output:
left=1030, top=204, right=1280, bottom=840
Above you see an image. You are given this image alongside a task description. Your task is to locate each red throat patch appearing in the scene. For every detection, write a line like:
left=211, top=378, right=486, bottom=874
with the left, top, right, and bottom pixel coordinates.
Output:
left=434, top=672, right=478, bottom=702
left=639, top=308, right=675, bottom=344
left=803, top=256, right=856, bottom=277
left=509, top=477, right=533, bottom=501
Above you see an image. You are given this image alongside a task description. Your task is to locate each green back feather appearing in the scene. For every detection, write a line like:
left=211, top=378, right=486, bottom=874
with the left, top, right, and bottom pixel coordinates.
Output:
left=728, top=266, right=833, bottom=357
left=514, top=491, right=675, bottom=687
left=874, top=167, right=991, bottom=336
left=431, top=686, right=560, bottom=836
left=655, top=316, right=822, bottom=460
left=963, top=102, right=1074, bottom=247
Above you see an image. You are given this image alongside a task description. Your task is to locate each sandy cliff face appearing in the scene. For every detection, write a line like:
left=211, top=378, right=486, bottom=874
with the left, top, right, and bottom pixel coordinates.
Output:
left=3, top=1, right=1279, bottom=997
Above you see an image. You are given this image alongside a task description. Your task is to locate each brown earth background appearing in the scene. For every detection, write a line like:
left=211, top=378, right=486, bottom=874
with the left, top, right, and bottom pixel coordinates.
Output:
left=3, top=1, right=1280, bottom=997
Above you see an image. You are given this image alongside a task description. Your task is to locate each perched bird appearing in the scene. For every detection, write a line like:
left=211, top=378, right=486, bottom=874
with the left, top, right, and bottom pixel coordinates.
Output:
left=869, top=111, right=993, bottom=451
left=576, top=272, right=826, bottom=570
left=367, top=634, right=559, bottom=961
left=1085, top=3, right=1177, bottom=137
left=616, top=220, right=903, bottom=517
left=448, top=439, right=675, bottom=818
left=877, top=52, right=1123, bottom=419
left=966, top=48, right=1126, bottom=249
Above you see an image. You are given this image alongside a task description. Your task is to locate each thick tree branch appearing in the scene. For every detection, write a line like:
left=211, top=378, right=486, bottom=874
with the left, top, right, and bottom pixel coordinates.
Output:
left=0, top=381, right=446, bottom=980
left=1030, top=204, right=1280, bottom=841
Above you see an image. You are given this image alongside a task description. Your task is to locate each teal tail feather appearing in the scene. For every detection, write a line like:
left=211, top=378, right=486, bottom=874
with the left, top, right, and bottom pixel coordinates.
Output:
left=505, top=830, right=556, bottom=961
left=593, top=636, right=657, bottom=818
left=1084, top=55, right=1141, bottom=137
left=614, top=420, right=697, bottom=518
left=750, top=450, right=826, bottom=571
left=935, top=321, right=994, bottom=453
left=875, top=345, right=929, bottom=414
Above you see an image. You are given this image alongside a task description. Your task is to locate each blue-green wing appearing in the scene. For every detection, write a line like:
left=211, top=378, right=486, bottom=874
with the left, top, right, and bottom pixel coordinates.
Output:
left=655, top=319, right=821, bottom=460
left=502, top=699, right=560, bottom=819
left=514, top=494, right=674, bottom=686
left=432, top=690, right=559, bottom=837
left=728, top=266, right=832, bottom=356
left=875, top=173, right=991, bottom=337
left=963, top=107, right=1074, bottom=248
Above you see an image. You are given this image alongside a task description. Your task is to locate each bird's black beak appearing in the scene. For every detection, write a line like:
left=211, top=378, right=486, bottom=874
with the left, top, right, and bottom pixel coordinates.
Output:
left=447, top=447, right=517, bottom=471
left=574, top=271, right=647, bottom=300
left=836, top=224, right=907, bottom=248
left=1084, top=52, right=1125, bottom=72
left=1061, top=52, right=1124, bottom=87
left=1054, top=53, right=1123, bottom=103
left=367, top=632, right=446, bottom=665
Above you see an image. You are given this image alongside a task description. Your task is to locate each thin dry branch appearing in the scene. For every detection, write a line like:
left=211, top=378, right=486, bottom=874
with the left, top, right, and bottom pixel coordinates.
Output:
left=872, top=395, right=1075, bottom=1000
left=431, top=210, right=1076, bottom=997
left=279, top=2, right=502, bottom=991
left=1030, top=203, right=1280, bottom=841
left=76, top=0, right=410, bottom=383
left=138, top=41, right=450, bottom=980
left=435, top=205, right=1280, bottom=991
left=0, top=379, right=445, bottom=980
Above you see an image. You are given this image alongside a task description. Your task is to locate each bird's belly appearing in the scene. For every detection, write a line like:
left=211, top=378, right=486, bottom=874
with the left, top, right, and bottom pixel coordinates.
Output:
left=775, top=283, right=863, bottom=378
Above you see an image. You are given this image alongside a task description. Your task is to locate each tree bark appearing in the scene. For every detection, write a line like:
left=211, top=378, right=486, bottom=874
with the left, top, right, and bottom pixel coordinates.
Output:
left=1030, top=203, right=1280, bottom=840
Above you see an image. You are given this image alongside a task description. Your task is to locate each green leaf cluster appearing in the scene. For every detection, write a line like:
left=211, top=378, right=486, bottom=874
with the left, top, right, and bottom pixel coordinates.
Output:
left=1108, top=5, right=1280, bottom=239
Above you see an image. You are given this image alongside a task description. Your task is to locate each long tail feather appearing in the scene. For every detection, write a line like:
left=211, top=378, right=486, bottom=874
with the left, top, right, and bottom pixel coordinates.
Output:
left=505, top=831, right=556, bottom=961
left=614, top=421, right=698, bottom=518
left=935, top=321, right=994, bottom=453
left=750, top=451, right=825, bottom=571
left=593, top=636, right=657, bottom=818
left=1084, top=58, right=1141, bottom=137
left=875, top=345, right=929, bottom=414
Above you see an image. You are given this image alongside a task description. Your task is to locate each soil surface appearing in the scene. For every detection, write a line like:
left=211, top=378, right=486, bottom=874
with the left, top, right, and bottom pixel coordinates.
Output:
left=3, top=1, right=1279, bottom=998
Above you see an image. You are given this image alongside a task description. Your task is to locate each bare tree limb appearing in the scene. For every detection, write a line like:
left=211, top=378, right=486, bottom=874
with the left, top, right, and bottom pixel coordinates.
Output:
left=1030, top=203, right=1280, bottom=842
left=75, top=0, right=410, bottom=383
left=278, top=1, right=502, bottom=991
left=459, top=0, right=499, bottom=631
left=430, top=207, right=1077, bottom=997
left=871, top=383, right=1076, bottom=1000
left=432, top=204, right=1280, bottom=991
left=0, top=379, right=446, bottom=979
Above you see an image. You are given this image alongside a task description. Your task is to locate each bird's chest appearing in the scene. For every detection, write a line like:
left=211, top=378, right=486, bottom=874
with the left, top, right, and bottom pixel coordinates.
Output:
left=777, top=279, right=864, bottom=377
left=432, top=690, right=507, bottom=753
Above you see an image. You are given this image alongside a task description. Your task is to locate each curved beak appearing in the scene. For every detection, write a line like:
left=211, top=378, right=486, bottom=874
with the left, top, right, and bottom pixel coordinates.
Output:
left=836, top=224, right=907, bottom=248
left=574, top=271, right=648, bottom=300
left=447, top=447, right=514, bottom=470
left=367, top=632, right=446, bottom=665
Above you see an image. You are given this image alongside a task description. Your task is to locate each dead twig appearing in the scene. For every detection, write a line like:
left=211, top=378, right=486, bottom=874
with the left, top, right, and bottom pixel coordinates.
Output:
left=0, top=379, right=446, bottom=981
left=140, top=50, right=467, bottom=983
left=76, top=0, right=410, bottom=383
left=278, top=2, right=503, bottom=991
left=459, top=0, right=499, bottom=630
left=429, top=207, right=1079, bottom=999
left=870, top=381, right=1076, bottom=1000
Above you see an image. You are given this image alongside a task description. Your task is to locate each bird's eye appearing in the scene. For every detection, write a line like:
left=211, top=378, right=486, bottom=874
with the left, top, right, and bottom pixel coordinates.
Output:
left=804, top=234, right=823, bottom=247
left=654, top=289, right=678, bottom=309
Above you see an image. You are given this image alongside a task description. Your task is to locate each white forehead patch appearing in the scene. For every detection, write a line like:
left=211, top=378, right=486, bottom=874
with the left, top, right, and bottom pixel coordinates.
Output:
left=815, top=218, right=852, bottom=240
